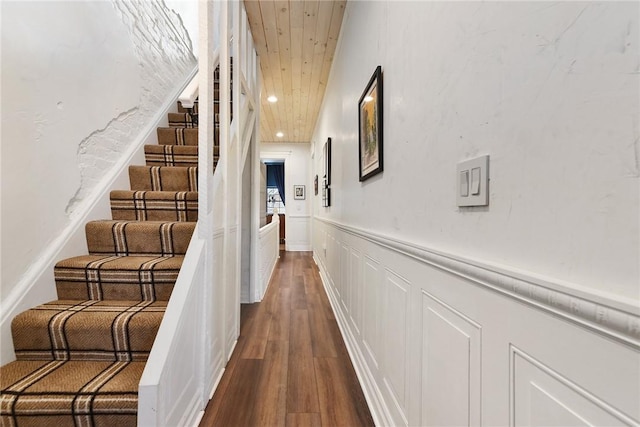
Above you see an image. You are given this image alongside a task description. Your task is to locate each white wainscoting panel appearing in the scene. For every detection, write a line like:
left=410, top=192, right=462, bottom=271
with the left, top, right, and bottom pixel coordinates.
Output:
left=422, top=291, right=481, bottom=427
left=312, top=217, right=640, bottom=427
left=363, top=257, right=381, bottom=371
left=382, top=270, right=411, bottom=425
left=339, top=244, right=349, bottom=309
left=511, top=346, right=637, bottom=426
left=349, top=248, right=362, bottom=336
left=285, top=215, right=311, bottom=251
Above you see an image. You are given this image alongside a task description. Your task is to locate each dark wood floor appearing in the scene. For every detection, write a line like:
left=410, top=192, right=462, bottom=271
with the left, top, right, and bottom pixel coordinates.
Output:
left=199, top=251, right=374, bottom=427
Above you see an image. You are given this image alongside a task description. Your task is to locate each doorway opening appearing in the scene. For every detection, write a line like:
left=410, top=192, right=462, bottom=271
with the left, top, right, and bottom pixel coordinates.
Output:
left=263, top=161, right=286, bottom=249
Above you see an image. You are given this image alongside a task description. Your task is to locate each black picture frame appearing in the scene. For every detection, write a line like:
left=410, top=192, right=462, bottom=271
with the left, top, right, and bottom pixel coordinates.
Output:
left=324, top=137, right=332, bottom=186
left=358, top=66, right=383, bottom=181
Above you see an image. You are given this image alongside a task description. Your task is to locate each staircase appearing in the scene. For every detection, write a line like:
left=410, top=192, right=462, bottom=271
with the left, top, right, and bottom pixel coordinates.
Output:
left=0, top=97, right=213, bottom=426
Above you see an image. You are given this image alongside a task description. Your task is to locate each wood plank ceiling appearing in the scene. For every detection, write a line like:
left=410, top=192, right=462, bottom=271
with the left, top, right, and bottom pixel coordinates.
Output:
left=244, top=0, right=347, bottom=143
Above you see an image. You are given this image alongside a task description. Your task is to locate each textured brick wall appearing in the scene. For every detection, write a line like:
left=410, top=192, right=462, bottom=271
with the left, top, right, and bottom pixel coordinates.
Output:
left=68, top=0, right=197, bottom=213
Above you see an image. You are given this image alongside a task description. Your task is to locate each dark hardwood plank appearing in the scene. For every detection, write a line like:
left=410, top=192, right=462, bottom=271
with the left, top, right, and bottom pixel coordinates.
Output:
left=269, top=288, right=291, bottom=341
left=286, top=412, right=322, bottom=427
left=287, top=309, right=319, bottom=413
left=252, top=340, right=289, bottom=426
left=290, top=275, right=308, bottom=309
left=307, top=292, right=338, bottom=358
left=240, top=308, right=272, bottom=359
left=202, top=359, right=262, bottom=426
left=314, top=357, right=375, bottom=427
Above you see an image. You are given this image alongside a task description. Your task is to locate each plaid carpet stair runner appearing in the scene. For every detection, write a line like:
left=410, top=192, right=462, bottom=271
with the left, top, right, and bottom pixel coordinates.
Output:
left=110, top=190, right=198, bottom=221
left=128, top=165, right=198, bottom=192
left=0, top=91, right=215, bottom=426
left=54, top=255, right=182, bottom=301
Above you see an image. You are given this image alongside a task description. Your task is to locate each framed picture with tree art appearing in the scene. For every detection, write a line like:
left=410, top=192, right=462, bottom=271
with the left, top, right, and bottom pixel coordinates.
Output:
left=358, top=66, right=383, bottom=181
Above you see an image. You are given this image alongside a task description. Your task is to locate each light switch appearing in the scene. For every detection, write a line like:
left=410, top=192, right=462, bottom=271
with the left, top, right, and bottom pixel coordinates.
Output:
left=456, top=155, right=489, bottom=207
left=460, top=170, right=469, bottom=197
left=471, top=167, right=481, bottom=195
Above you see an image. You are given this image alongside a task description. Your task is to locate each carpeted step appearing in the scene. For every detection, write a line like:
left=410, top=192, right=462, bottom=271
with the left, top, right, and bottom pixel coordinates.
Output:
left=144, top=144, right=199, bottom=167
left=55, top=255, right=183, bottom=301
left=168, top=112, right=196, bottom=128
left=157, top=127, right=199, bottom=146
left=128, top=165, right=197, bottom=191
left=0, top=359, right=142, bottom=426
left=85, top=220, right=195, bottom=256
left=110, top=190, right=198, bottom=222
left=11, top=300, right=166, bottom=362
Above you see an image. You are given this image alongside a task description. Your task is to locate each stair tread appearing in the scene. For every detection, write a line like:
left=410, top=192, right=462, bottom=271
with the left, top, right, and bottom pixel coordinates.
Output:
left=0, top=359, right=141, bottom=425
left=86, top=220, right=195, bottom=256
left=110, top=189, right=198, bottom=222
left=168, top=112, right=196, bottom=128
left=55, top=254, right=183, bottom=301
left=156, top=127, right=199, bottom=146
left=12, top=299, right=165, bottom=361
left=144, top=144, right=199, bottom=167
left=128, top=165, right=198, bottom=191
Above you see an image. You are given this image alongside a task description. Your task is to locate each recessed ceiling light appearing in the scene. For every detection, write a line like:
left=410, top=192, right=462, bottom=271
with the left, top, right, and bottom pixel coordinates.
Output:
left=276, top=132, right=284, bottom=138
left=267, top=95, right=278, bottom=103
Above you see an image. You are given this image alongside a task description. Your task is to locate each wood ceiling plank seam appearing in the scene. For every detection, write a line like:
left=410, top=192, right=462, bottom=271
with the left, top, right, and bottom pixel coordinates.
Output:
left=275, top=1, right=295, bottom=141
left=261, top=1, right=288, bottom=141
left=302, top=0, right=334, bottom=141
left=289, top=0, right=305, bottom=141
left=307, top=0, right=345, bottom=139
left=245, top=1, right=268, bottom=57
left=290, top=26, right=304, bottom=140
left=300, top=0, right=320, bottom=141
left=260, top=61, right=279, bottom=141
left=245, top=0, right=275, bottom=140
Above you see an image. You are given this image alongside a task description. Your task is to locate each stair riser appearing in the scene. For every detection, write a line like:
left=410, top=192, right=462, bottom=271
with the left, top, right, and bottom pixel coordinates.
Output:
left=128, top=166, right=197, bottom=192
left=86, top=221, right=195, bottom=256
left=12, top=301, right=165, bottom=362
left=157, top=127, right=199, bottom=146
left=145, top=144, right=199, bottom=167
left=1, top=360, right=141, bottom=426
left=110, top=190, right=198, bottom=222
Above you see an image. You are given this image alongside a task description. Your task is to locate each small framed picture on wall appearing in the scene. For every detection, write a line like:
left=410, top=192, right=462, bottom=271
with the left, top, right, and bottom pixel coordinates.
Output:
left=294, top=185, right=306, bottom=200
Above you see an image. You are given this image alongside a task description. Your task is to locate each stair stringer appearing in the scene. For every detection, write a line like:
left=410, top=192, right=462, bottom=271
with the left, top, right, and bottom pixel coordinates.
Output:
left=0, top=66, right=198, bottom=365
left=138, top=1, right=261, bottom=425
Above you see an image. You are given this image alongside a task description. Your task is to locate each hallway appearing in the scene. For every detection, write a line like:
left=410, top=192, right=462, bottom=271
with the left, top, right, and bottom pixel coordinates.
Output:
left=199, top=251, right=374, bottom=427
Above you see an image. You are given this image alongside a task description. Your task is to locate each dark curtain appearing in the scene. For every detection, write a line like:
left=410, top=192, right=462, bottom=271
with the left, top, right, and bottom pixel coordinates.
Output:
left=267, top=164, right=286, bottom=205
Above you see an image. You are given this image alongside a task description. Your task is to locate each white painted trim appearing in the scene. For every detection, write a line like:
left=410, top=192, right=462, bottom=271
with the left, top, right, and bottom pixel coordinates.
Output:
left=285, top=244, right=312, bottom=252
left=0, top=65, right=198, bottom=364
left=178, top=70, right=199, bottom=109
left=315, top=217, right=640, bottom=349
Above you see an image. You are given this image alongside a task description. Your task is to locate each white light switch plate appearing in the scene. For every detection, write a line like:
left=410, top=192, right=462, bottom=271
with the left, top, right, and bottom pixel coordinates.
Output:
left=457, top=155, right=489, bottom=207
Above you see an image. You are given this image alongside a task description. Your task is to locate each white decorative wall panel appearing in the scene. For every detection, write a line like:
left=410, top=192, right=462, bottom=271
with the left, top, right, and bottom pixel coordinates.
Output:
left=339, top=244, right=349, bottom=306
left=363, top=257, right=381, bottom=370
left=511, top=346, right=637, bottom=427
left=312, top=217, right=640, bottom=427
left=383, top=270, right=410, bottom=425
left=349, top=249, right=362, bottom=335
left=422, top=291, right=481, bottom=427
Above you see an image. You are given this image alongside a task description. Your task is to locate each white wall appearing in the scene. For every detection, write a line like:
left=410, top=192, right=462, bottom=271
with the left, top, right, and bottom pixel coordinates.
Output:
left=311, top=2, right=639, bottom=425
left=1, top=0, right=196, bottom=357
left=165, top=0, right=199, bottom=56
left=261, top=142, right=311, bottom=251
left=312, top=1, right=639, bottom=303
